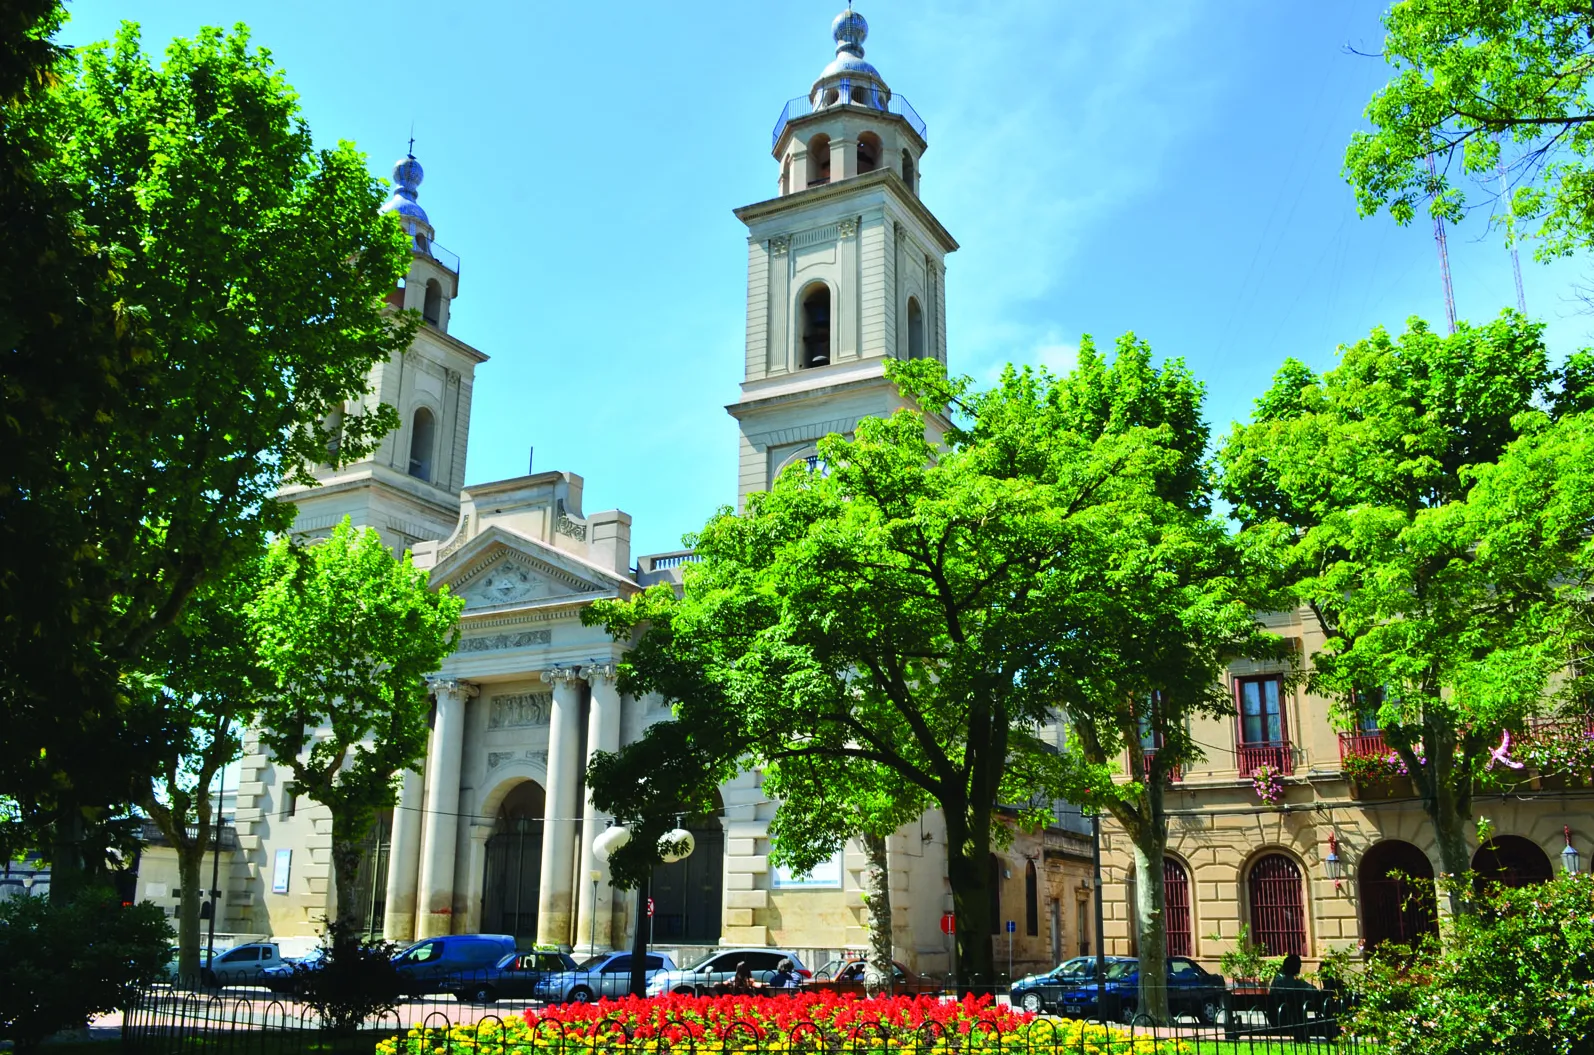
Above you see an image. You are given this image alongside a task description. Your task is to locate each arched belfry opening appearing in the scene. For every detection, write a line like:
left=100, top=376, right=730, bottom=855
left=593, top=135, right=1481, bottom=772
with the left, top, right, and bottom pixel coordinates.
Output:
left=407, top=407, right=436, bottom=482
left=481, top=781, right=546, bottom=942
left=650, top=791, right=724, bottom=944
left=901, top=150, right=915, bottom=193
left=800, top=284, right=832, bottom=367
left=806, top=134, right=832, bottom=186
left=422, top=279, right=443, bottom=325
left=857, top=131, right=881, bottom=174
left=906, top=296, right=925, bottom=359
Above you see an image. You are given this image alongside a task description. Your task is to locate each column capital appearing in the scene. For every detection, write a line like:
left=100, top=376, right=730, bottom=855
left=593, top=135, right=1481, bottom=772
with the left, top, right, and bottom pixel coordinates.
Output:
left=541, top=667, right=583, bottom=686
left=427, top=678, right=478, bottom=702
left=580, top=662, right=618, bottom=686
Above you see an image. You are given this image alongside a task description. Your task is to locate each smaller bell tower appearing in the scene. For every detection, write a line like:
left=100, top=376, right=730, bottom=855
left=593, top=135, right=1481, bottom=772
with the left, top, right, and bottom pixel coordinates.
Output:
left=281, top=152, right=490, bottom=551
left=729, top=8, right=957, bottom=503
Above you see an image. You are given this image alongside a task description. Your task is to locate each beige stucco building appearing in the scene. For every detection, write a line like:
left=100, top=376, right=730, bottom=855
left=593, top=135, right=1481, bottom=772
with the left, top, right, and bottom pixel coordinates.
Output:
left=1095, top=607, right=1590, bottom=971
left=145, top=8, right=1095, bottom=979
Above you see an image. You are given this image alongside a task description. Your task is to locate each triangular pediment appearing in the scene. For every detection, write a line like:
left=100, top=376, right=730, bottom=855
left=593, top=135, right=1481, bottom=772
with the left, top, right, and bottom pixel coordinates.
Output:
left=430, top=526, right=632, bottom=611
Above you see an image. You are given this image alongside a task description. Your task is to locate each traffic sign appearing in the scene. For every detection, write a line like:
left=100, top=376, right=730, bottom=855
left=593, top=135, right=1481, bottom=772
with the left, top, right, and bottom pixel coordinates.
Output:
left=1006, top=919, right=1016, bottom=934
left=939, top=912, right=955, bottom=935
left=646, top=897, right=655, bottom=917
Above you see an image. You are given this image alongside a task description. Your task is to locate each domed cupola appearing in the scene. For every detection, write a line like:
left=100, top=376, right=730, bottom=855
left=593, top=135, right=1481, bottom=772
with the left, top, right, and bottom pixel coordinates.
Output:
left=381, top=153, right=436, bottom=255
left=813, top=9, right=888, bottom=106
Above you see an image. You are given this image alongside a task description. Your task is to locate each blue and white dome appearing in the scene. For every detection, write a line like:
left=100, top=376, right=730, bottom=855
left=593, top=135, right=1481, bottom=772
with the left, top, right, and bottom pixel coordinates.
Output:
left=817, top=7, right=884, bottom=83
left=380, top=155, right=430, bottom=228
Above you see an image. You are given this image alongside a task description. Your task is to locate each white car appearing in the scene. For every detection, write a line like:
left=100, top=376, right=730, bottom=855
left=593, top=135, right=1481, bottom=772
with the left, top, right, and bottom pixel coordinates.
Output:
left=534, top=951, right=678, bottom=1003
left=647, top=948, right=809, bottom=996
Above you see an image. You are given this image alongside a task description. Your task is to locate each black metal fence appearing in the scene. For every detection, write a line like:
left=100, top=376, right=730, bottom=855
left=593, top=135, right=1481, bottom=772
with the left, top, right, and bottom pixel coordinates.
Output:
left=122, top=981, right=1381, bottom=1055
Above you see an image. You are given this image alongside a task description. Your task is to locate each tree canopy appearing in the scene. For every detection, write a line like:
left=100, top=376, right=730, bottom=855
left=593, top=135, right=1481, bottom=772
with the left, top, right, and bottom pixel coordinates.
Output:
left=249, top=521, right=462, bottom=941
left=1219, top=310, right=1592, bottom=910
left=1344, top=0, right=1594, bottom=259
left=0, top=13, right=415, bottom=892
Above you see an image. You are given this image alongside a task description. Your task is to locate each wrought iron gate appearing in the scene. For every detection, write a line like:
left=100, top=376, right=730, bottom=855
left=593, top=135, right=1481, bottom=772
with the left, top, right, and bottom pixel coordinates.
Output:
left=482, top=818, right=543, bottom=941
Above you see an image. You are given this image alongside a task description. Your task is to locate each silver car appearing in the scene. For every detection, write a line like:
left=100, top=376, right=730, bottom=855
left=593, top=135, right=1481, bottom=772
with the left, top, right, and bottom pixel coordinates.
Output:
left=534, top=951, right=678, bottom=1003
left=647, top=948, right=808, bottom=996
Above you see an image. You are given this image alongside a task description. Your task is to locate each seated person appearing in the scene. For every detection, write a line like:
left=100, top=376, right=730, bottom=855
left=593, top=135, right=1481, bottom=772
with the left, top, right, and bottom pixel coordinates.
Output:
left=768, top=958, right=800, bottom=989
left=1268, top=954, right=1317, bottom=1028
left=715, top=961, right=763, bottom=995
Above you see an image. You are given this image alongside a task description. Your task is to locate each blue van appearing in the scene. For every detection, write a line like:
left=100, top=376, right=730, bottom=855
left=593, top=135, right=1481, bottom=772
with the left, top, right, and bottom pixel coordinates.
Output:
left=392, top=934, right=517, bottom=994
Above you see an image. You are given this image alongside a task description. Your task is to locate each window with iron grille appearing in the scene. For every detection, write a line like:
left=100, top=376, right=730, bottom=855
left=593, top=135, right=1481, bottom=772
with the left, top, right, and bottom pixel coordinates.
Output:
left=1164, top=857, right=1192, bottom=958
left=1247, top=853, right=1307, bottom=956
left=1235, top=674, right=1293, bottom=775
left=1024, top=860, right=1039, bottom=936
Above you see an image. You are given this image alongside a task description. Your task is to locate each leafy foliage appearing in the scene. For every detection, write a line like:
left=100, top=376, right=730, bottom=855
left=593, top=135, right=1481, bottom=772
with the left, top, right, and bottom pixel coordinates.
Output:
left=0, top=11, right=414, bottom=890
left=1344, top=0, right=1594, bottom=260
left=0, top=892, right=170, bottom=1054
left=295, top=921, right=401, bottom=1034
left=1219, top=311, right=1593, bottom=906
left=249, top=520, right=462, bottom=938
left=1351, top=871, right=1594, bottom=1054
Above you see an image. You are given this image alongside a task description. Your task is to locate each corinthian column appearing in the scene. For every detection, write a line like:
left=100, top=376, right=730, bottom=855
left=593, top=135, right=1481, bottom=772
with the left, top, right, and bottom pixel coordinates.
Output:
left=415, top=678, right=476, bottom=938
left=382, top=766, right=425, bottom=942
left=536, top=667, right=584, bottom=947
left=575, top=663, right=621, bottom=952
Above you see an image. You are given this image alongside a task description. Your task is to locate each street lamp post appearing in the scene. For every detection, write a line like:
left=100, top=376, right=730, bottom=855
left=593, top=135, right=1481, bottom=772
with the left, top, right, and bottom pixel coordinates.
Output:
left=588, top=869, right=602, bottom=953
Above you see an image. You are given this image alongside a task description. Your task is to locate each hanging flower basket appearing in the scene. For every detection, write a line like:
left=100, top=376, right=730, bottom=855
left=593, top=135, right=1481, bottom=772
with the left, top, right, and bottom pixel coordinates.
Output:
left=1251, top=763, right=1285, bottom=807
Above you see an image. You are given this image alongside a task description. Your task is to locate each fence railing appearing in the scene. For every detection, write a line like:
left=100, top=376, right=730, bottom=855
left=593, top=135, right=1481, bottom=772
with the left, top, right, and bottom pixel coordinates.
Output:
left=1337, top=730, right=1389, bottom=764
left=121, top=980, right=1380, bottom=1055
left=772, top=86, right=927, bottom=148
left=1237, top=740, right=1294, bottom=777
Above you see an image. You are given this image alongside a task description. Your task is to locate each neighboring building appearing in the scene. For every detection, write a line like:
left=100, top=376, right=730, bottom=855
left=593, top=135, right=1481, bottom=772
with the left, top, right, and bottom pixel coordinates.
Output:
left=206, top=8, right=1095, bottom=979
left=1096, top=607, right=1590, bottom=969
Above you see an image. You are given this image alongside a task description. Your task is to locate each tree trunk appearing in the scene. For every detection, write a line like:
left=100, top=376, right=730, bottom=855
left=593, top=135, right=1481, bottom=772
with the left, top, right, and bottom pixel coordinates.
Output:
left=861, top=832, right=894, bottom=996
left=328, top=815, right=364, bottom=953
left=1408, top=704, right=1473, bottom=919
left=176, top=848, right=204, bottom=986
left=944, top=806, right=995, bottom=994
left=1127, top=830, right=1170, bottom=1024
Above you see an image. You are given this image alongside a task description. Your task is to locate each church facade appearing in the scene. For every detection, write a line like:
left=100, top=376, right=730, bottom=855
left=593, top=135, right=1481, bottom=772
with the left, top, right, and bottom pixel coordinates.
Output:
left=202, top=9, right=1096, bottom=978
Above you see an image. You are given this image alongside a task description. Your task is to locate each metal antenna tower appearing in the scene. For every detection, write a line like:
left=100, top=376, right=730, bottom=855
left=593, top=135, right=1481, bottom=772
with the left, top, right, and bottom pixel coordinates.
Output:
left=1496, top=144, right=1527, bottom=314
left=1426, top=153, right=1458, bottom=334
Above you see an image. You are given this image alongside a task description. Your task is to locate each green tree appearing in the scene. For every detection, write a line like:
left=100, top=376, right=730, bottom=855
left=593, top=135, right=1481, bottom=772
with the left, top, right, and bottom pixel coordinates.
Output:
left=249, top=521, right=462, bottom=947
left=586, top=353, right=1240, bottom=993
left=0, top=13, right=414, bottom=896
left=1219, top=311, right=1591, bottom=913
left=138, top=568, right=273, bottom=984
left=1343, top=0, right=1594, bottom=260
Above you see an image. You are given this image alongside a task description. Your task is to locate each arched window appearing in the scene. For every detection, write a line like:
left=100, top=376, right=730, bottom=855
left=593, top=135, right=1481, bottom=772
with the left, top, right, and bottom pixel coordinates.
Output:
left=408, top=407, right=436, bottom=482
left=800, top=284, right=831, bottom=368
left=901, top=150, right=916, bottom=193
left=1024, top=860, right=1039, bottom=936
left=422, top=279, right=443, bottom=325
left=1247, top=853, right=1306, bottom=957
left=1359, top=840, right=1438, bottom=947
left=1473, top=835, right=1553, bottom=890
left=906, top=297, right=925, bottom=359
left=989, top=854, right=1002, bottom=935
left=1164, top=857, right=1193, bottom=957
left=858, top=132, right=881, bottom=174
left=807, top=134, right=831, bottom=186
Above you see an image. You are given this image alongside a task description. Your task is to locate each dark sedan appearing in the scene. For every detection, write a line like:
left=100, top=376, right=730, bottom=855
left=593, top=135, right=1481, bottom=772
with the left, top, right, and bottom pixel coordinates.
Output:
left=440, top=949, right=579, bottom=1004
left=1056, top=956, right=1225, bottom=1023
left=1009, top=956, right=1131, bottom=1014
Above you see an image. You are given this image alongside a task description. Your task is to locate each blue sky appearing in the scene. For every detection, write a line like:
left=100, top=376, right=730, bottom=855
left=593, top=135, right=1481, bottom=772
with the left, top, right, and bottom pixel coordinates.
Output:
left=64, top=1, right=1591, bottom=557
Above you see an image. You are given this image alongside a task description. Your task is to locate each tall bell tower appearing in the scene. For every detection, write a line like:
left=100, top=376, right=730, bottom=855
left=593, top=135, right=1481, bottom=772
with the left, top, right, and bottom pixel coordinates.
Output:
left=729, top=8, right=958, bottom=503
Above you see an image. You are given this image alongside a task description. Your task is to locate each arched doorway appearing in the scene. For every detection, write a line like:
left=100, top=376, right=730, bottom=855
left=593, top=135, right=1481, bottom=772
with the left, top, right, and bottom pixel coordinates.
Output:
left=1247, top=853, right=1307, bottom=957
left=651, top=794, right=724, bottom=943
left=1358, top=840, right=1437, bottom=947
left=481, top=781, right=545, bottom=941
left=352, top=809, right=392, bottom=939
left=1473, top=835, right=1553, bottom=890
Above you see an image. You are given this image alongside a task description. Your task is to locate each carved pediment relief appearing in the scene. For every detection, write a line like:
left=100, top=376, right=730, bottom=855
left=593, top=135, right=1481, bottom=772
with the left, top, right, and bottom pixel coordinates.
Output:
left=451, top=548, right=604, bottom=610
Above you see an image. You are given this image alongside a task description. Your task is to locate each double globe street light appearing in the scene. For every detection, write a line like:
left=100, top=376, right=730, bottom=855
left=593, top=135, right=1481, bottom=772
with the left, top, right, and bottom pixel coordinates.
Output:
left=594, top=820, right=696, bottom=996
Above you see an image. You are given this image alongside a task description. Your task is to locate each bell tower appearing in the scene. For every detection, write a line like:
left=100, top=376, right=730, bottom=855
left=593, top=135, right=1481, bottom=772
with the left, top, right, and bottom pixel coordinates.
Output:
left=729, top=8, right=957, bottom=503
left=281, top=152, right=489, bottom=550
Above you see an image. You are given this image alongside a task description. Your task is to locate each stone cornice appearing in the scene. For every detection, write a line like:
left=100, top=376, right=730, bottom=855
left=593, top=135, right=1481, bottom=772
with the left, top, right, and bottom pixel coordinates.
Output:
left=734, top=168, right=958, bottom=254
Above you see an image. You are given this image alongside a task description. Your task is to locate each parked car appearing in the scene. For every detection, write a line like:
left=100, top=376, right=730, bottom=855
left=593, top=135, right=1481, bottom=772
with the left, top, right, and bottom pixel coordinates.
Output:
left=647, top=948, right=809, bottom=996
left=806, top=958, right=944, bottom=997
left=1009, top=956, right=1132, bottom=1014
left=1056, top=956, right=1226, bottom=1023
left=262, top=947, right=326, bottom=995
left=534, top=951, right=678, bottom=1004
left=202, top=942, right=285, bottom=988
left=440, top=948, right=579, bottom=1004
left=392, top=934, right=518, bottom=994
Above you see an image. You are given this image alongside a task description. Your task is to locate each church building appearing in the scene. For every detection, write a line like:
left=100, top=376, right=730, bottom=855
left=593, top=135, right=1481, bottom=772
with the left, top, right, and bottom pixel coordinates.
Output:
left=204, top=9, right=1097, bottom=978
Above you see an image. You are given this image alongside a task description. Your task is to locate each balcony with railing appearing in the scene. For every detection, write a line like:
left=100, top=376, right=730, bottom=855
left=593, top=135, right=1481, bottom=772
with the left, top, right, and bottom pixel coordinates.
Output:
left=1237, top=740, right=1293, bottom=777
left=1129, top=750, right=1182, bottom=783
left=1338, top=729, right=1390, bottom=764
left=772, top=87, right=927, bottom=149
